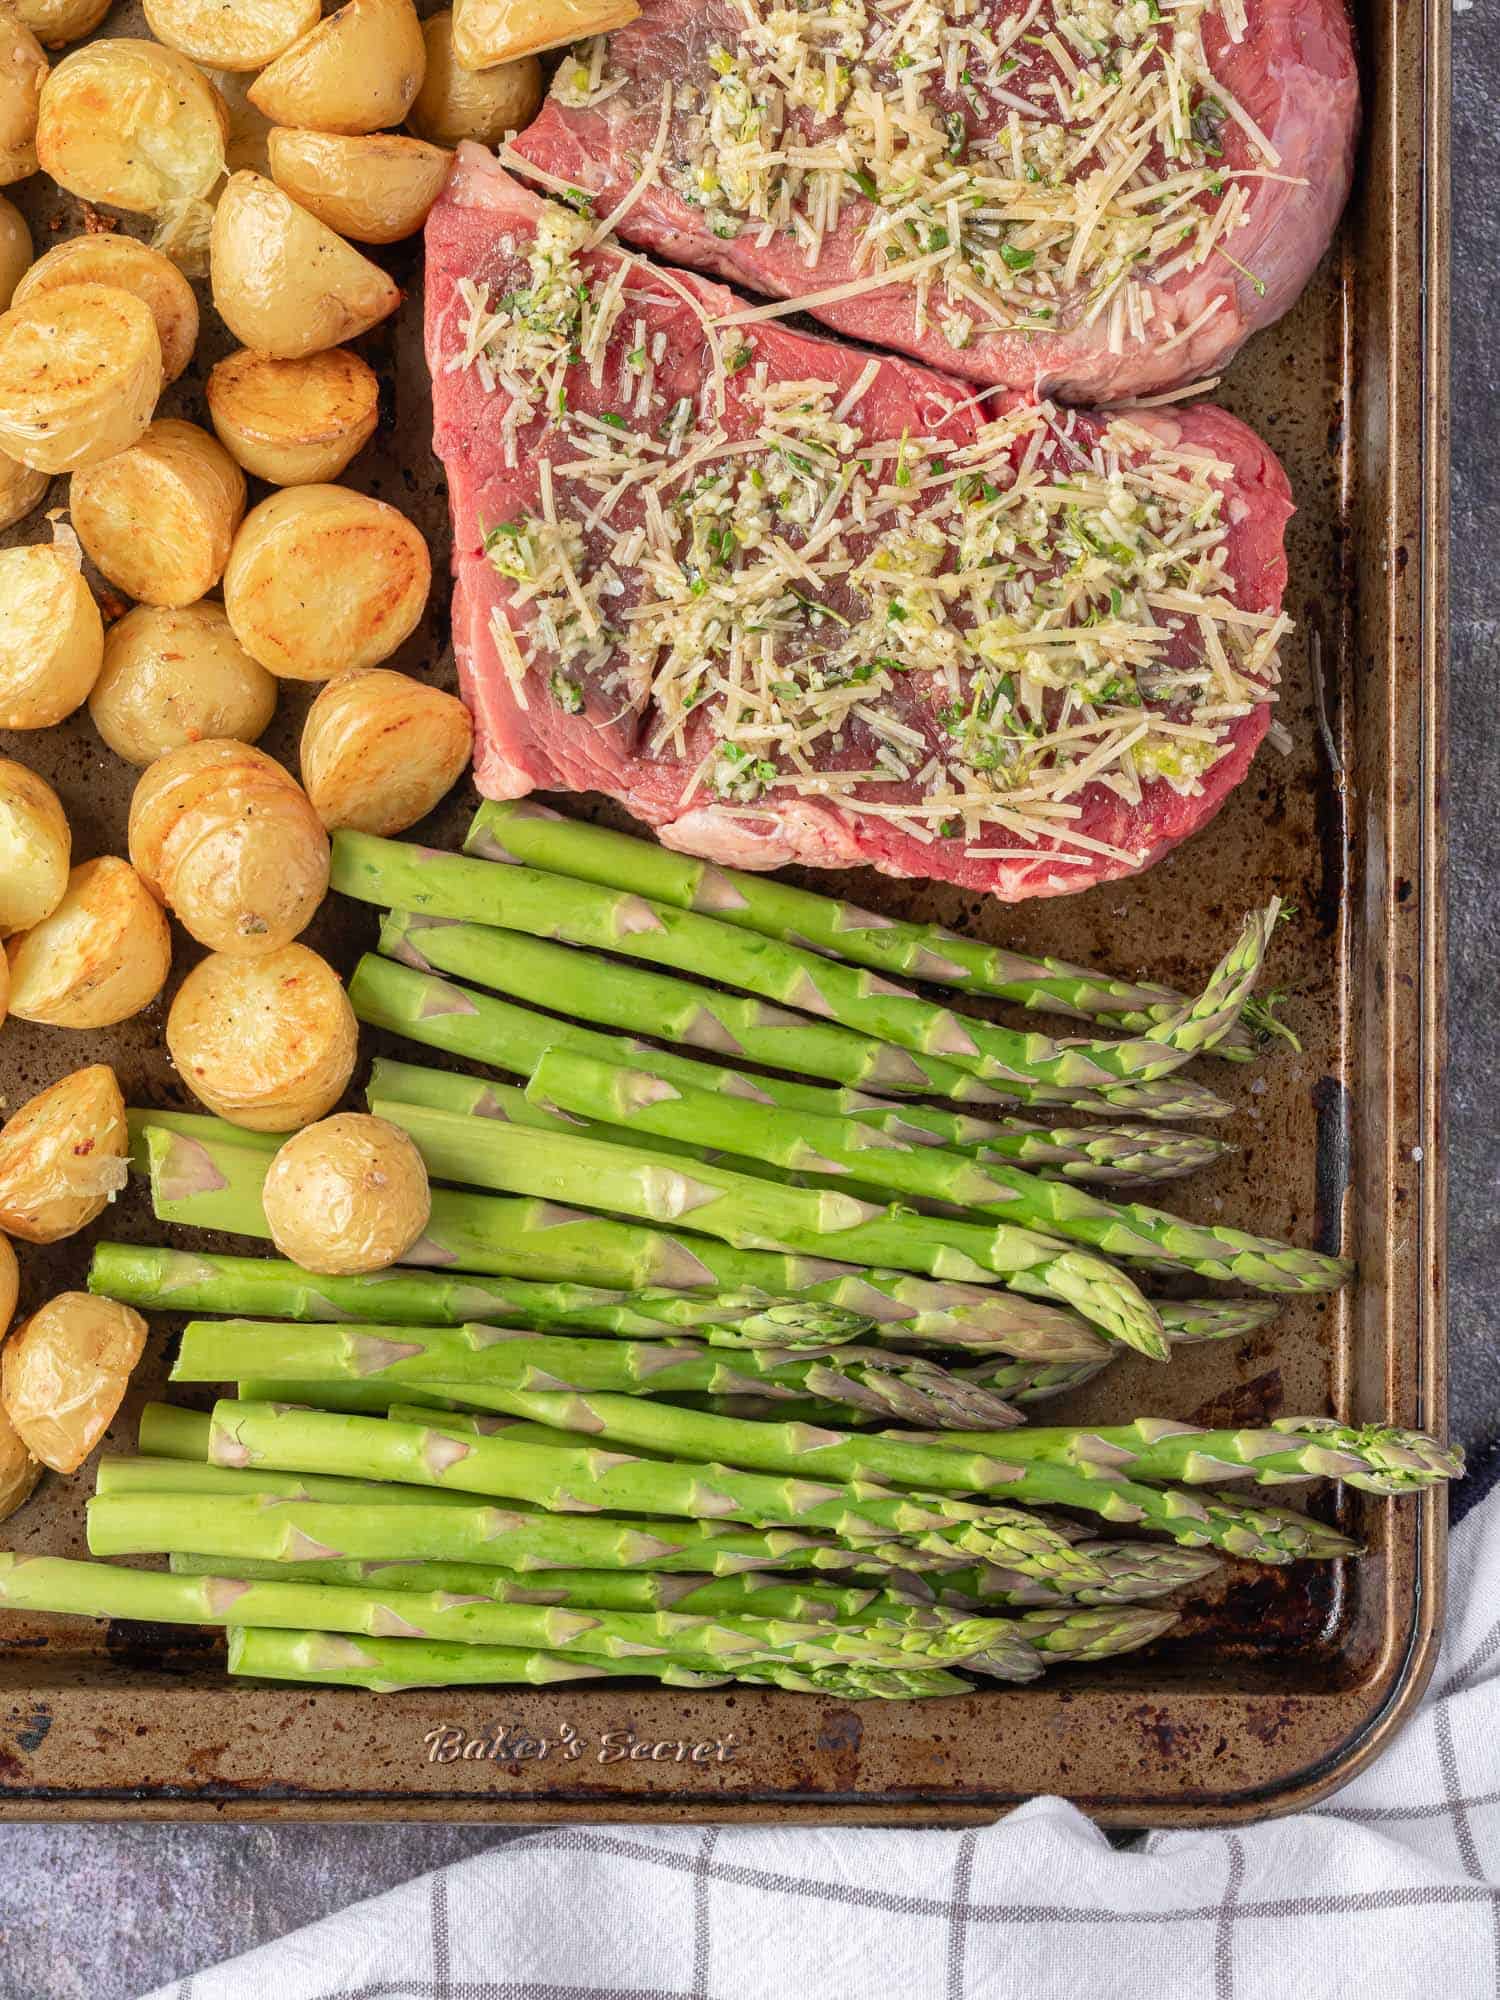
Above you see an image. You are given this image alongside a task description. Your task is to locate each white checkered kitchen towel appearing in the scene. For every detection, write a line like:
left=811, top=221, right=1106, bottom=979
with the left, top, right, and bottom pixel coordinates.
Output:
left=149, top=1486, right=1500, bottom=2000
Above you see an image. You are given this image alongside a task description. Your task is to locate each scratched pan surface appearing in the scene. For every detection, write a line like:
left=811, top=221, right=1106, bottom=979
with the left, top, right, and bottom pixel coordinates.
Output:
left=0, top=0, right=1446, bottom=1824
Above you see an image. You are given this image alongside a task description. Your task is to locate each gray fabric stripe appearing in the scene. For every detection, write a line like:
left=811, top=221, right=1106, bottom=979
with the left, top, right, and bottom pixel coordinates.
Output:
left=1214, top=1834, right=1245, bottom=2000
left=1437, top=1703, right=1484, bottom=1880
left=434, top=1869, right=452, bottom=1993
left=945, top=1827, right=978, bottom=2000
left=691, top=1826, right=720, bottom=2000
left=1437, top=1608, right=1500, bottom=1699
left=1327, top=1790, right=1500, bottom=1825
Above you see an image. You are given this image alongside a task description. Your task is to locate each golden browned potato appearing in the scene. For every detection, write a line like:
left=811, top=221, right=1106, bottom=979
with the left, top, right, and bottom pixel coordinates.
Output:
left=70, top=419, right=247, bottom=609
left=5, top=856, right=171, bottom=1029
left=302, top=669, right=472, bottom=835
left=90, top=602, right=277, bottom=767
left=262, top=1112, right=431, bottom=1274
left=13, top=0, right=109, bottom=46
left=267, top=128, right=451, bottom=245
left=14, top=237, right=199, bottom=384
left=37, top=40, right=228, bottom=214
left=206, top=346, right=378, bottom=487
left=0, top=1400, right=40, bottom=1525
left=0, top=1065, right=128, bottom=1245
left=0, top=758, right=69, bottom=937
left=249, top=0, right=425, bottom=134
left=168, top=942, right=357, bottom=1131
left=224, top=485, right=431, bottom=681
left=0, top=538, right=104, bottom=727
left=0, top=193, right=30, bottom=310
left=0, top=1232, right=16, bottom=1338
left=0, top=1291, right=147, bottom=1473
left=0, top=10, right=46, bottom=185
left=144, top=0, right=321, bottom=72
left=0, top=446, right=44, bottom=531
left=127, top=737, right=290, bottom=895
left=158, top=765, right=331, bottom=956
left=410, top=13, right=539, bottom=147
left=210, top=172, right=401, bottom=360
left=452, top=0, right=635, bottom=68
left=0, top=284, right=163, bottom=474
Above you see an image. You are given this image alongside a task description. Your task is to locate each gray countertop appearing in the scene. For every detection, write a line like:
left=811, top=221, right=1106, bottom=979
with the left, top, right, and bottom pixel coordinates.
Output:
left=1, top=8, right=1494, bottom=1992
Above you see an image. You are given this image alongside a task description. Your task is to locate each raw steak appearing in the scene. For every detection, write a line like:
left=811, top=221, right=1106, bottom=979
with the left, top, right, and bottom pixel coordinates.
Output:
left=511, top=0, right=1358, bottom=402
left=426, top=153, right=1293, bottom=899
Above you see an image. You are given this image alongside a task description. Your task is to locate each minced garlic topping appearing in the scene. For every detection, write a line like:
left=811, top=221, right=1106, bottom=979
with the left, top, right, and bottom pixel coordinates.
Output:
left=555, top=0, right=1283, bottom=354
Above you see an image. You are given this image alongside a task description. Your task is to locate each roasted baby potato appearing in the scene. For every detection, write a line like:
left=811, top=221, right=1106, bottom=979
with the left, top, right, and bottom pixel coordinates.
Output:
left=168, top=942, right=357, bottom=1131
left=301, top=669, right=472, bottom=835
left=37, top=39, right=228, bottom=214
left=0, top=1065, right=128, bottom=1245
left=0, top=283, right=163, bottom=473
left=223, top=484, right=431, bottom=681
left=262, top=1112, right=431, bottom=1274
left=14, top=236, right=199, bottom=383
left=161, top=778, right=330, bottom=957
left=267, top=128, right=451, bottom=244
left=13, top=0, right=110, bottom=45
left=0, top=1232, right=15, bottom=1339
left=0, top=10, right=46, bottom=185
left=0, top=538, right=104, bottom=728
left=90, top=602, right=277, bottom=767
left=0, top=759, right=69, bottom=937
left=410, top=12, right=540, bottom=146
left=5, top=856, right=171, bottom=1029
left=249, top=0, right=425, bottom=134
left=0, top=1291, right=147, bottom=1473
left=144, top=0, right=322, bottom=72
left=70, top=419, right=247, bottom=608
left=0, top=1398, right=40, bottom=1525
left=127, top=737, right=291, bottom=895
left=0, top=444, right=44, bottom=531
left=210, top=172, right=401, bottom=359
left=452, top=0, right=636, bottom=68
left=0, top=193, right=30, bottom=309
left=206, top=345, right=378, bottom=486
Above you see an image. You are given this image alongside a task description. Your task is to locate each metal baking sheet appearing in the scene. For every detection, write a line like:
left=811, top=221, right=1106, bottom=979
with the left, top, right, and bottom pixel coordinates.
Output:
left=0, top=0, right=1447, bottom=1825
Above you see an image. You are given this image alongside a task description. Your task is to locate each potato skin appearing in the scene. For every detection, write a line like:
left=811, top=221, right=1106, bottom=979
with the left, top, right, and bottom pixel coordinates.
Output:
left=158, top=767, right=331, bottom=956
left=168, top=942, right=357, bottom=1131
left=0, top=445, right=44, bottom=531
left=144, top=0, right=322, bottom=72
left=0, top=1397, right=40, bottom=1525
left=302, top=669, right=472, bottom=835
left=0, top=283, right=163, bottom=474
left=267, top=129, right=452, bottom=245
left=210, top=171, right=401, bottom=360
left=14, top=236, right=199, bottom=383
left=0, top=1291, right=147, bottom=1474
left=207, top=345, right=377, bottom=487
left=0, top=11, right=46, bottom=185
left=0, top=1232, right=15, bottom=1339
left=410, top=13, right=540, bottom=147
left=224, top=484, right=431, bottom=682
left=262, top=1112, right=431, bottom=1274
left=0, top=757, right=70, bottom=936
left=249, top=0, right=426, bottom=135
left=70, top=419, right=247, bottom=609
left=37, top=39, right=229, bottom=213
left=0, top=541, right=104, bottom=728
left=13, top=0, right=109, bottom=45
left=5, top=856, right=171, bottom=1029
left=91, top=602, right=277, bottom=767
left=0, top=1064, right=129, bottom=1245
left=452, top=0, right=637, bottom=68
left=127, top=737, right=293, bottom=896
left=0, top=193, right=30, bottom=310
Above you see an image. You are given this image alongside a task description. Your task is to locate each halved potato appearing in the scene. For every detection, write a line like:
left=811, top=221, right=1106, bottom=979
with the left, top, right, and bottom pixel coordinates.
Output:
left=0, top=758, right=70, bottom=936
left=1, top=1291, right=147, bottom=1473
left=262, top=1113, right=431, bottom=1274
left=0, top=539, right=103, bottom=728
left=209, top=67, right=274, bottom=176
left=410, top=12, right=540, bottom=147
left=0, top=1397, right=40, bottom=1524
left=144, top=0, right=322, bottom=72
left=37, top=40, right=228, bottom=214
left=210, top=172, right=401, bottom=359
left=0, top=1065, right=128, bottom=1245
left=127, top=737, right=295, bottom=897
left=0, top=1233, right=16, bottom=1342
left=13, top=0, right=109, bottom=46
left=70, top=419, right=246, bottom=608
left=267, top=129, right=452, bottom=245
left=159, top=769, right=331, bottom=956
left=91, top=602, right=277, bottom=767
left=302, top=669, right=472, bottom=835
left=224, top=484, right=431, bottom=681
left=249, top=0, right=425, bottom=135
left=14, top=236, right=199, bottom=383
left=0, top=283, right=163, bottom=473
left=0, top=193, right=30, bottom=310
left=168, top=942, right=357, bottom=1131
left=5, top=855, right=171, bottom=1029
left=207, top=345, right=378, bottom=487
left=0, top=11, right=46, bottom=185
left=452, top=0, right=636, bottom=69
left=0, top=447, right=45, bottom=533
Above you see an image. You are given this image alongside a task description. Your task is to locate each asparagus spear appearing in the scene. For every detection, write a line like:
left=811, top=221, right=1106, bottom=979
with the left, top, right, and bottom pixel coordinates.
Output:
left=1155, top=1299, right=1282, bottom=1344
left=1011, top=1606, right=1177, bottom=1662
left=445, top=1389, right=1364, bottom=1565
left=467, top=800, right=1271, bottom=1057
left=524, top=1048, right=1350, bottom=1295
left=893, top=1545, right=1223, bottom=1609
left=228, top=1627, right=969, bottom=1699
left=330, top=830, right=1269, bottom=1088
left=172, top=1320, right=1024, bottom=1430
left=357, top=948, right=1235, bottom=1126
left=366, top=1097, right=1167, bottom=1356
